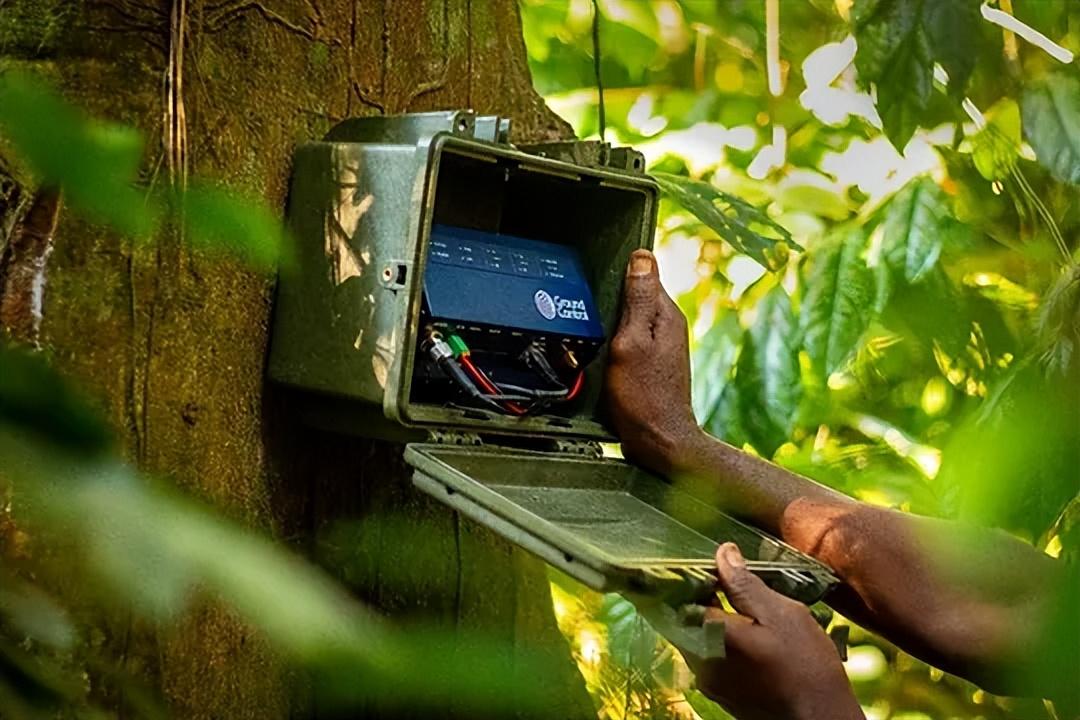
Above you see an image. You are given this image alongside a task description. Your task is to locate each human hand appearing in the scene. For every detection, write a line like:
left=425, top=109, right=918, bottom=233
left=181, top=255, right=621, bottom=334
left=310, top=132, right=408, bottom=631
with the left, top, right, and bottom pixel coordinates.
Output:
left=605, top=250, right=705, bottom=473
left=679, top=543, right=863, bottom=720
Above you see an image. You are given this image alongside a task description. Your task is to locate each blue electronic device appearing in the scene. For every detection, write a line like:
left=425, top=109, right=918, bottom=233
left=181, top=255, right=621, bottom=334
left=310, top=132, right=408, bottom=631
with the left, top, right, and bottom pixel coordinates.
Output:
left=422, top=225, right=605, bottom=344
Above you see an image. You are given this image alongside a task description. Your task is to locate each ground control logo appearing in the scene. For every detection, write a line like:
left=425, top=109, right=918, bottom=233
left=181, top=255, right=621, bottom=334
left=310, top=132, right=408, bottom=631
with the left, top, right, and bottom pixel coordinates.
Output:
left=534, top=290, right=589, bottom=321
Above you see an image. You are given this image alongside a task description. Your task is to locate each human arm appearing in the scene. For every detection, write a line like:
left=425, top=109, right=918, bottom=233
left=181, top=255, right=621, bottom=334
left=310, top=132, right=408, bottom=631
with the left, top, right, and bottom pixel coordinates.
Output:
left=606, top=250, right=1070, bottom=696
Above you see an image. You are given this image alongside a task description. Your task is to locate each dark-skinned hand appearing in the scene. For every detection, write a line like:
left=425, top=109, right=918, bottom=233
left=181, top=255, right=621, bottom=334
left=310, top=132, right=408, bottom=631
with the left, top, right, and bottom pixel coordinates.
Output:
left=606, top=249, right=705, bottom=473
left=679, top=543, right=864, bottom=720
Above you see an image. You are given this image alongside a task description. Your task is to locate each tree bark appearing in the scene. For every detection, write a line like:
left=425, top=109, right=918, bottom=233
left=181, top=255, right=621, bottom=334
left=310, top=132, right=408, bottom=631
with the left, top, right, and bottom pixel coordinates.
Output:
left=0, top=2, right=589, bottom=718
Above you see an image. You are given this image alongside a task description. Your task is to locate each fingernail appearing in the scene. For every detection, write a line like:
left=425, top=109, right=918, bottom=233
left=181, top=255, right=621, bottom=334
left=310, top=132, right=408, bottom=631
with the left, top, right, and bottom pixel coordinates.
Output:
left=722, top=543, right=746, bottom=569
left=628, top=250, right=655, bottom=276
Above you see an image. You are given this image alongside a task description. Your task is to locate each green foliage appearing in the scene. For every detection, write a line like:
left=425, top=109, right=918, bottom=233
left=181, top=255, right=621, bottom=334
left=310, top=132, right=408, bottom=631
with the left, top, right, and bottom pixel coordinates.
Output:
left=1, top=2, right=1077, bottom=718
left=683, top=689, right=733, bottom=720
left=938, top=358, right=1080, bottom=539
left=800, top=229, right=874, bottom=380
left=736, top=286, right=802, bottom=456
left=880, top=177, right=954, bottom=285
left=177, top=183, right=289, bottom=268
left=0, top=72, right=156, bottom=235
left=0, top=344, right=113, bottom=456
left=853, top=0, right=980, bottom=149
left=653, top=172, right=796, bottom=271
left=1036, top=265, right=1080, bottom=374
left=524, top=1, right=1080, bottom=717
left=1022, top=71, right=1080, bottom=185
left=0, top=72, right=285, bottom=269
left=598, top=594, right=658, bottom=671
left=690, top=313, right=741, bottom=423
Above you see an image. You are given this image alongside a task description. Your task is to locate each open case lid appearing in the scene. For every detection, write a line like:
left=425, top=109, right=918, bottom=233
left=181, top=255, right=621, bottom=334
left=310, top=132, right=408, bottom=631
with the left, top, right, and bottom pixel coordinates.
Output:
left=405, top=442, right=838, bottom=606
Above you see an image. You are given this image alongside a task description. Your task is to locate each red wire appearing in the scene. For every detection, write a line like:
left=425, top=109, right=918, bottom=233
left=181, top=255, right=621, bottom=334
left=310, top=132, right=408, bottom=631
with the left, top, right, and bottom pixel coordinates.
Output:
left=460, top=355, right=527, bottom=415
left=565, top=371, right=585, bottom=401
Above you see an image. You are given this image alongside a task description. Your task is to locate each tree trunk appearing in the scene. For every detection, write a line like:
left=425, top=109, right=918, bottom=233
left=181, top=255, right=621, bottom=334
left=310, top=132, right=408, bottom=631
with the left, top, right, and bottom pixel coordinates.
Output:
left=0, top=2, right=591, bottom=718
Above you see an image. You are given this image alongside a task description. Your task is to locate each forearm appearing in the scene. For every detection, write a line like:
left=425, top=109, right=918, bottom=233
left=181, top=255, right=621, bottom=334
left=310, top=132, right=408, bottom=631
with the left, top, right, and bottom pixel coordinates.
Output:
left=668, top=431, right=1064, bottom=693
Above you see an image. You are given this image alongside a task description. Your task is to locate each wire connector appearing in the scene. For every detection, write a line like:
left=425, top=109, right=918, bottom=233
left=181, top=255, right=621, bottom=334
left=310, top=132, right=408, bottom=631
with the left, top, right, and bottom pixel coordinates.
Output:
left=422, top=330, right=453, bottom=363
left=447, top=334, right=470, bottom=358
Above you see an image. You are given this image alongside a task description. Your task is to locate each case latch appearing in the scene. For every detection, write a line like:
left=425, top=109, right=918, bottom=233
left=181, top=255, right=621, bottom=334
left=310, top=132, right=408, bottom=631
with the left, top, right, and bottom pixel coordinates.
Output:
left=426, top=430, right=484, bottom=446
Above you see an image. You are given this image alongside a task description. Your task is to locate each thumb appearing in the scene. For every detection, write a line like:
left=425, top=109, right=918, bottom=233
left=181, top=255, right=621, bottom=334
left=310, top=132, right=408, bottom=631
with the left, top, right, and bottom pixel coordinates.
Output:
left=618, top=249, right=661, bottom=334
left=714, top=543, right=784, bottom=624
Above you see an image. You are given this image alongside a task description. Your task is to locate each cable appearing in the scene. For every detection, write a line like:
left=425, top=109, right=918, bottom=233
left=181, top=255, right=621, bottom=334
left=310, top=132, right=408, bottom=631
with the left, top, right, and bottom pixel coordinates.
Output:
left=591, top=0, right=606, bottom=141
left=441, top=332, right=586, bottom=416
left=565, top=371, right=585, bottom=401
left=522, top=344, right=564, bottom=387
left=460, top=354, right=528, bottom=415
left=493, top=383, right=570, bottom=399
left=424, top=330, right=518, bottom=413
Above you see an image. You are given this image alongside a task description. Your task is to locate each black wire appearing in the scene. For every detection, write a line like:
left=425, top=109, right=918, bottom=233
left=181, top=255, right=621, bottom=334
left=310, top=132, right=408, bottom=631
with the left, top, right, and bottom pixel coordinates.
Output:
left=522, top=345, right=565, bottom=387
left=494, top=382, right=569, bottom=399
left=591, top=0, right=606, bottom=142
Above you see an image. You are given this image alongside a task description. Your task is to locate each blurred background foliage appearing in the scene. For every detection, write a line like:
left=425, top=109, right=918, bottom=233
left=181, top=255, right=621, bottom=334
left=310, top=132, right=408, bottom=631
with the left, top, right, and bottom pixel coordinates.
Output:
left=1, top=1, right=1078, bottom=719
left=520, top=1, right=1080, bottom=719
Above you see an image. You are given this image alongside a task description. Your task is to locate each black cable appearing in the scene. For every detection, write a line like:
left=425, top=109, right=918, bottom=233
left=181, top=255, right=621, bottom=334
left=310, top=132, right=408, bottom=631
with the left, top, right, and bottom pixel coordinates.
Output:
left=438, top=357, right=511, bottom=411
left=493, top=382, right=569, bottom=399
left=591, top=0, right=606, bottom=142
left=522, top=345, right=565, bottom=387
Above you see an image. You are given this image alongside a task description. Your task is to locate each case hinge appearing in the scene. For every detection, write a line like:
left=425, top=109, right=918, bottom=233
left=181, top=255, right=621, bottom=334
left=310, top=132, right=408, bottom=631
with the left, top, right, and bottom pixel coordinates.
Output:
left=426, top=429, right=484, bottom=446
left=552, top=439, right=603, bottom=458
left=516, top=141, right=647, bottom=174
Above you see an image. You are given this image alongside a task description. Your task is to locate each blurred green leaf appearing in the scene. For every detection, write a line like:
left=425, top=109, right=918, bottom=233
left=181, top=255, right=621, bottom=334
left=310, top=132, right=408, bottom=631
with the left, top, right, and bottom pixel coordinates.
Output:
left=1036, top=264, right=1080, bottom=377
left=0, top=343, right=113, bottom=456
left=736, top=287, right=802, bottom=455
left=702, top=379, right=752, bottom=451
left=684, top=688, right=734, bottom=720
left=853, top=0, right=933, bottom=150
left=0, top=346, right=558, bottom=716
left=1022, top=71, right=1080, bottom=185
left=938, top=359, right=1080, bottom=537
left=176, top=183, right=288, bottom=269
left=597, top=2, right=661, bottom=81
left=971, top=99, right=1022, bottom=181
left=0, top=574, right=75, bottom=652
left=922, top=0, right=980, bottom=97
left=0, top=72, right=158, bottom=236
left=598, top=594, right=657, bottom=671
left=653, top=172, right=796, bottom=271
left=801, top=229, right=875, bottom=381
left=881, top=177, right=954, bottom=285
left=0, top=637, right=85, bottom=719
left=691, top=312, right=742, bottom=423
left=776, top=175, right=851, bottom=221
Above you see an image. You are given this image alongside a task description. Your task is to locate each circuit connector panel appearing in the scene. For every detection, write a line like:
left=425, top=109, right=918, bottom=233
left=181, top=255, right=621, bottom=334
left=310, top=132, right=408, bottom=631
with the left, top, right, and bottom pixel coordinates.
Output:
left=414, top=225, right=605, bottom=416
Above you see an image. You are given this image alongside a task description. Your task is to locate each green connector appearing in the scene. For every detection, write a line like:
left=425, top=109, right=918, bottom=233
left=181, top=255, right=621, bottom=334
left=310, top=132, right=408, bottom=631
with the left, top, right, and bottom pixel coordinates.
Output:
left=447, top=334, right=470, bottom=358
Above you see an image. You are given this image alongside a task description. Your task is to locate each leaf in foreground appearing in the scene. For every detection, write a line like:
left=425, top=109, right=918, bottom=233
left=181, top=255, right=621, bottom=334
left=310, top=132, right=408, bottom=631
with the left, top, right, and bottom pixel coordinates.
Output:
left=0, top=348, right=554, bottom=716
left=0, top=72, right=158, bottom=236
left=176, top=183, right=289, bottom=270
left=653, top=172, right=796, bottom=271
